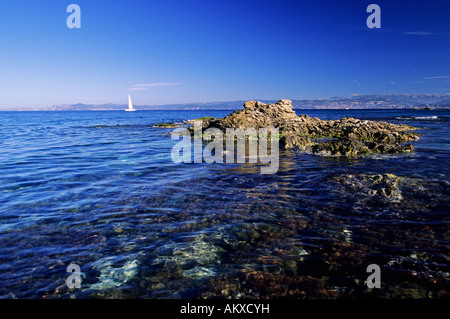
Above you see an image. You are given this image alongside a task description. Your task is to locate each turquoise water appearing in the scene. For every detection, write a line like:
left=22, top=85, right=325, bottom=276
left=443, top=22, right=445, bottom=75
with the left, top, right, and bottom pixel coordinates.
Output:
left=0, top=109, right=448, bottom=298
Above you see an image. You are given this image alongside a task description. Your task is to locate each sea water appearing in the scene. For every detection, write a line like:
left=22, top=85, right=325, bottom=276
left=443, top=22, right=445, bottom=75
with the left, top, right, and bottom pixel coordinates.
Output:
left=0, top=109, right=448, bottom=298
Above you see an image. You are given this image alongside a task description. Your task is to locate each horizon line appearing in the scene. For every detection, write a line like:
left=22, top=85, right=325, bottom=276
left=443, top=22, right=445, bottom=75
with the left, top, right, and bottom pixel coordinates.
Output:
left=1, top=92, right=449, bottom=110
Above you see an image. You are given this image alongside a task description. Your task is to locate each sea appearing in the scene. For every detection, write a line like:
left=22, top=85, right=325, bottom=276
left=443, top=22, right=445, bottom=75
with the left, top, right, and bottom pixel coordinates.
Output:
left=0, top=109, right=448, bottom=299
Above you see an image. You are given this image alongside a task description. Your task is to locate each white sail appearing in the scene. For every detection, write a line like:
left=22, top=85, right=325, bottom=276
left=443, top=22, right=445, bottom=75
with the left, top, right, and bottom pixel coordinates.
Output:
left=125, top=95, right=135, bottom=111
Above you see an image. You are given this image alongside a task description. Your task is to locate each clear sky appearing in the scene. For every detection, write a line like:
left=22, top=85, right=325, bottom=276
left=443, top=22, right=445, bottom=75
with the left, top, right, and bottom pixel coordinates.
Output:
left=0, top=0, right=449, bottom=109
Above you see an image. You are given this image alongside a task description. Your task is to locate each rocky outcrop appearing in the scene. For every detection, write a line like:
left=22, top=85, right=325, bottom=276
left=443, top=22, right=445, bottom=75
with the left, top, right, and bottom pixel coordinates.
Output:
left=154, top=117, right=215, bottom=129
left=311, top=137, right=415, bottom=156
left=153, top=123, right=185, bottom=128
left=207, top=99, right=298, bottom=130
left=202, top=99, right=420, bottom=156
left=333, top=173, right=403, bottom=202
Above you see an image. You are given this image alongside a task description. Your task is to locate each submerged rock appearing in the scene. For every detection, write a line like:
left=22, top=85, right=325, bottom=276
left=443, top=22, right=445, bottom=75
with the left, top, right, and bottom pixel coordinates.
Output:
left=150, top=236, right=225, bottom=281
left=89, top=258, right=139, bottom=291
left=368, top=174, right=402, bottom=199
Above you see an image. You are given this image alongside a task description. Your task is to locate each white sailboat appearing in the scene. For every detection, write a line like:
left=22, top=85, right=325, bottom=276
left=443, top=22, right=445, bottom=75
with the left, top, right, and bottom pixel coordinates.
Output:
left=125, top=95, right=136, bottom=111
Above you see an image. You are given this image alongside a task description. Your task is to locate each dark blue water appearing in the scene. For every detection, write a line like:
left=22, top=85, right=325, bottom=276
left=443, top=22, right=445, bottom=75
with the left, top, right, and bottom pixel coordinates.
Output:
left=0, top=109, right=448, bottom=298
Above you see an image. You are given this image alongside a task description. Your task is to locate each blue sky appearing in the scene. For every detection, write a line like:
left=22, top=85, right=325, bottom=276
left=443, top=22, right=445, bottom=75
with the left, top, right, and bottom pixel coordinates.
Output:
left=0, top=0, right=449, bottom=109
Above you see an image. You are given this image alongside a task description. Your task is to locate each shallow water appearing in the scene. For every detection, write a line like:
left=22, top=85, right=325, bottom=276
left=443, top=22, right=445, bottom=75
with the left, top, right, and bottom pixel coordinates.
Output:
left=0, top=109, right=448, bottom=298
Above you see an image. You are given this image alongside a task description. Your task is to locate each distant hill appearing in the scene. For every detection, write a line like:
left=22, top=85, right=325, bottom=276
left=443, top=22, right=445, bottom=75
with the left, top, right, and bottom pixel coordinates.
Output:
left=291, top=94, right=450, bottom=109
left=45, top=93, right=450, bottom=111
left=50, top=101, right=246, bottom=111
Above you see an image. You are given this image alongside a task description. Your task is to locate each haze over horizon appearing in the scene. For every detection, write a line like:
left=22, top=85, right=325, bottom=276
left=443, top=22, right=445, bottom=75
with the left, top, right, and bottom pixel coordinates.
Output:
left=0, top=0, right=449, bottom=109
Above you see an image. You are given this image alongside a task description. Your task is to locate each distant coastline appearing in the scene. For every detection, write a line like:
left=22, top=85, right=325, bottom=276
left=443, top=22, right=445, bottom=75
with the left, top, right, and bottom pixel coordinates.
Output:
left=3, top=93, right=450, bottom=111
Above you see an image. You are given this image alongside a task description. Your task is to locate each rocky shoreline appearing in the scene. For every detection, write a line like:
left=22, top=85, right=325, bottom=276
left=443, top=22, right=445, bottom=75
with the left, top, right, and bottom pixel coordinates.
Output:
left=157, top=99, right=420, bottom=157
